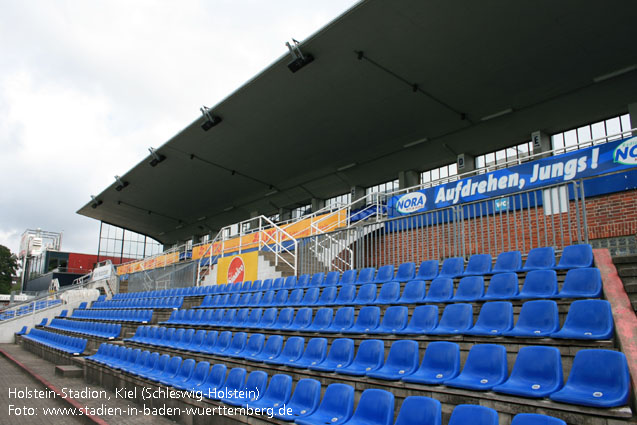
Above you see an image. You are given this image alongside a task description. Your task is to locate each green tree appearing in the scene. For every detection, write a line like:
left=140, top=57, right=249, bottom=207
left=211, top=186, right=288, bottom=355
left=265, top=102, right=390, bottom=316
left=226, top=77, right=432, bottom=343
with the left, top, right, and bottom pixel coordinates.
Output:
left=0, top=245, right=18, bottom=294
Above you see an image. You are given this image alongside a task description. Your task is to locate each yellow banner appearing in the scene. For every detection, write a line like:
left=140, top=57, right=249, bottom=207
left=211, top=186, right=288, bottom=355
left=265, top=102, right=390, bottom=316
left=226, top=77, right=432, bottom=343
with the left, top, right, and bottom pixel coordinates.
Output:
left=118, top=210, right=347, bottom=276
left=192, top=210, right=347, bottom=261
left=216, top=252, right=259, bottom=284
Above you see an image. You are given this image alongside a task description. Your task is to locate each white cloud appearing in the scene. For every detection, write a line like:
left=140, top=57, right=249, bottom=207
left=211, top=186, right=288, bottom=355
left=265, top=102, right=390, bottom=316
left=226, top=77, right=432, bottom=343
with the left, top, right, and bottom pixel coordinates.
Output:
left=0, top=0, right=359, bottom=255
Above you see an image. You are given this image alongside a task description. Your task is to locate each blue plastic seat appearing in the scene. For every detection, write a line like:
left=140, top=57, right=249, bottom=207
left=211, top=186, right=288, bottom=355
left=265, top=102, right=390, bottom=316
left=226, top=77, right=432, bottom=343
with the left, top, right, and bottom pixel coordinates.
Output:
left=396, top=305, right=438, bottom=334
left=514, top=269, right=558, bottom=299
left=464, top=254, right=492, bottom=276
left=523, top=247, right=556, bottom=270
left=373, top=306, right=408, bottom=334
left=323, top=271, right=340, bottom=287
left=207, top=367, right=246, bottom=400
left=353, top=283, right=377, bottom=305
left=247, top=292, right=263, bottom=306
left=259, top=291, right=275, bottom=307
left=333, top=285, right=356, bottom=305
left=324, top=307, right=354, bottom=333
left=163, top=358, right=196, bottom=388
left=337, top=339, right=384, bottom=376
left=402, top=341, right=460, bottom=385
left=355, top=267, right=375, bottom=285
left=274, top=289, right=290, bottom=306
left=175, top=360, right=210, bottom=391
left=224, top=332, right=248, bottom=357
left=242, top=308, right=262, bottom=328
left=503, top=300, right=559, bottom=337
left=16, top=326, right=28, bottom=336
left=305, top=308, right=333, bottom=332
left=251, top=335, right=284, bottom=362
left=294, top=383, right=354, bottom=425
left=273, top=378, right=320, bottom=421
left=493, top=346, right=563, bottom=398
left=156, top=356, right=183, bottom=385
left=184, top=329, right=206, bottom=352
left=232, top=308, right=249, bottom=327
left=555, top=244, right=593, bottom=270
left=394, top=396, right=441, bottom=425
left=438, top=257, right=464, bottom=278
left=347, top=389, right=394, bottom=425
left=300, top=287, right=320, bottom=306
left=367, top=340, right=419, bottom=380
left=343, top=306, right=380, bottom=333
left=309, top=338, right=354, bottom=372
left=285, top=338, right=328, bottom=369
left=511, top=413, right=566, bottom=425
left=285, top=276, right=298, bottom=289
left=392, top=262, right=415, bottom=283
left=427, top=303, right=473, bottom=335
left=257, top=308, right=278, bottom=328
left=237, top=293, right=251, bottom=307
left=373, top=265, right=395, bottom=284
left=444, top=344, right=508, bottom=390
left=249, top=280, right=262, bottom=292
left=424, top=277, right=454, bottom=302
left=492, top=251, right=522, bottom=273
left=549, top=349, right=630, bottom=408
left=308, top=273, right=324, bottom=287
left=269, top=308, right=294, bottom=330
left=316, top=286, right=337, bottom=305
left=287, top=289, right=304, bottom=306
left=413, top=260, right=439, bottom=281
left=452, top=276, right=485, bottom=301
left=264, top=336, right=305, bottom=365
left=235, top=333, right=265, bottom=360
left=261, top=279, right=273, bottom=291
left=483, top=272, right=519, bottom=300
left=140, top=354, right=171, bottom=380
left=244, top=373, right=293, bottom=410
left=448, top=405, right=498, bottom=425
left=397, top=280, right=426, bottom=304
left=554, top=268, right=602, bottom=298
left=272, top=278, right=284, bottom=290
left=550, top=299, right=614, bottom=340
left=339, top=269, right=357, bottom=285
left=287, top=307, right=313, bottom=331
left=464, top=302, right=513, bottom=336
left=376, top=282, right=400, bottom=304
left=209, top=331, right=232, bottom=355
left=221, top=370, right=268, bottom=406
left=196, top=363, right=227, bottom=396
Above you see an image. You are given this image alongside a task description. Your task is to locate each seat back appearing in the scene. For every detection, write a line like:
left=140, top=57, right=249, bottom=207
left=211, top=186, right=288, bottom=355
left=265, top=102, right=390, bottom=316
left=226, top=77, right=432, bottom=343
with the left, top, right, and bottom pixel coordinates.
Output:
left=454, top=276, right=485, bottom=300
left=511, top=413, right=566, bottom=425
left=485, top=273, right=519, bottom=299
left=380, top=306, right=408, bottom=332
left=325, top=338, right=354, bottom=366
left=385, top=340, right=419, bottom=373
left=474, top=302, right=514, bottom=333
left=439, top=257, right=464, bottom=277
left=354, top=306, right=380, bottom=331
left=339, top=269, right=357, bottom=285
left=348, top=389, right=394, bottom=425
left=416, top=260, right=439, bottom=280
left=335, top=285, right=356, bottom=304
left=356, top=267, right=376, bottom=284
left=399, top=280, right=426, bottom=303
left=560, top=268, right=602, bottom=297
left=426, top=277, right=454, bottom=301
left=514, top=300, right=559, bottom=334
left=314, top=383, right=354, bottom=421
left=460, top=344, right=508, bottom=381
left=354, top=283, right=377, bottom=304
left=493, top=251, right=522, bottom=273
left=394, top=396, right=441, bottom=425
left=449, top=405, right=498, bottom=425
left=394, top=262, right=416, bottom=282
left=377, top=282, right=400, bottom=303
left=519, top=270, right=558, bottom=297
left=352, top=339, right=384, bottom=370
left=262, top=335, right=284, bottom=359
left=438, top=303, right=473, bottom=329
left=464, top=254, right=492, bottom=275
left=523, top=247, right=556, bottom=270
left=374, top=265, right=395, bottom=283
left=332, top=307, right=355, bottom=330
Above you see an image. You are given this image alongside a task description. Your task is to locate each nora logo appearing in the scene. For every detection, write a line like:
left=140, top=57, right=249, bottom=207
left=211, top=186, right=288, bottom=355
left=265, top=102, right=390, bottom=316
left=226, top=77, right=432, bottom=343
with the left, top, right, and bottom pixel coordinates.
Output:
left=613, top=137, right=637, bottom=165
left=227, top=256, right=245, bottom=283
left=396, top=192, right=426, bottom=214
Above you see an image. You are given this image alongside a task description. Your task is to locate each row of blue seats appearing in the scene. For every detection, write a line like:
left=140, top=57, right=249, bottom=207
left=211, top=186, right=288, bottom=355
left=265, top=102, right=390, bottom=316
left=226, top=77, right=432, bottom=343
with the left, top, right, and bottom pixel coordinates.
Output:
left=164, top=299, right=614, bottom=340
left=23, top=328, right=87, bottom=355
left=47, top=318, right=121, bottom=339
left=70, top=308, right=153, bottom=323
left=87, top=343, right=571, bottom=424
left=120, top=330, right=629, bottom=409
left=107, top=244, right=593, bottom=303
left=196, top=268, right=601, bottom=310
left=91, top=296, right=183, bottom=310
left=0, top=299, right=62, bottom=321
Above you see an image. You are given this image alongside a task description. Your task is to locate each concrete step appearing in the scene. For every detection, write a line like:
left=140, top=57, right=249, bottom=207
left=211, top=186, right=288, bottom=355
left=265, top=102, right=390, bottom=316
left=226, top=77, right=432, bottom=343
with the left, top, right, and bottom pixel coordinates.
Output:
left=618, top=266, right=637, bottom=278
left=612, top=254, right=637, bottom=265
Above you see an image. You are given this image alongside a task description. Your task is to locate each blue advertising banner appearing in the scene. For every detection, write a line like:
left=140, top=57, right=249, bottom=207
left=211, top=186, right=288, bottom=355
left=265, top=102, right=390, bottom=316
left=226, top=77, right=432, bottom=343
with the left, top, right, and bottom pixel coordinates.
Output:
left=388, top=135, right=637, bottom=217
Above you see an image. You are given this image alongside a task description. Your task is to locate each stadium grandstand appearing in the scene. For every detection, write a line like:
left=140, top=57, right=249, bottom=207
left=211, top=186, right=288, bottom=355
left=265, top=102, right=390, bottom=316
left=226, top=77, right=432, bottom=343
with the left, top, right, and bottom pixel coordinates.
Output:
left=4, top=1, right=637, bottom=424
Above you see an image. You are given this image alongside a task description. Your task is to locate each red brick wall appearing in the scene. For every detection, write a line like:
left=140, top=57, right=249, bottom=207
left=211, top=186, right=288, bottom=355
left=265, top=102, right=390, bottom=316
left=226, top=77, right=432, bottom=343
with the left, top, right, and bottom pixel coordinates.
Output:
left=351, top=189, right=637, bottom=267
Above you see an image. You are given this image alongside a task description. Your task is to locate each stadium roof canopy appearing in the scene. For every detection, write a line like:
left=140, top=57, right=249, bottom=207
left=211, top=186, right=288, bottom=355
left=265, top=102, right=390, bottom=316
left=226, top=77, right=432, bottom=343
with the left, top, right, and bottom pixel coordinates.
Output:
left=78, top=0, right=637, bottom=245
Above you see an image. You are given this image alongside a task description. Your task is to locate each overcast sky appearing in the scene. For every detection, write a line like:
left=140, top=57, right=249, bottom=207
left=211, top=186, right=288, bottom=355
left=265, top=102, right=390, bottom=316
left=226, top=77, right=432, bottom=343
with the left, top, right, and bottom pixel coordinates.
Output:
left=0, top=0, right=359, bottom=256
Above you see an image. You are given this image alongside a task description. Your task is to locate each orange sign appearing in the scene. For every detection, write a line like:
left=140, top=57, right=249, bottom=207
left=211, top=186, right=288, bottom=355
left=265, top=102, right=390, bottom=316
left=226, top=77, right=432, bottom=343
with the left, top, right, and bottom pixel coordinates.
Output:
left=216, top=252, right=258, bottom=284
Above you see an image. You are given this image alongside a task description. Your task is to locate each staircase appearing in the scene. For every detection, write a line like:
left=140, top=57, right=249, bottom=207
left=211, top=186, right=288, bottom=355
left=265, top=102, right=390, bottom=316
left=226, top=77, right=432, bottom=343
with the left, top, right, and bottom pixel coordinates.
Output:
left=613, top=254, right=637, bottom=312
left=260, top=251, right=296, bottom=277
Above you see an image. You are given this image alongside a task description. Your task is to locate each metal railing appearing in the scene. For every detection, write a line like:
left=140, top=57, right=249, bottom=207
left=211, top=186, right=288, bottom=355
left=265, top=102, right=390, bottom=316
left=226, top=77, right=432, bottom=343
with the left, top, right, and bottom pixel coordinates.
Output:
left=298, top=179, right=588, bottom=272
left=196, top=215, right=299, bottom=284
